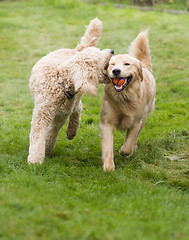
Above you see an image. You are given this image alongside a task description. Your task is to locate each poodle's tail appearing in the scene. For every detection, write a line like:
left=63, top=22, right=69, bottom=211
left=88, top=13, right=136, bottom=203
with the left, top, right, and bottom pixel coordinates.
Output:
left=75, top=18, right=102, bottom=51
left=129, top=30, right=152, bottom=72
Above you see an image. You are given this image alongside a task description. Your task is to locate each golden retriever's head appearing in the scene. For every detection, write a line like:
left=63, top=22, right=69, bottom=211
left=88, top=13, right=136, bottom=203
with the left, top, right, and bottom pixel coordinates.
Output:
left=107, top=54, right=143, bottom=92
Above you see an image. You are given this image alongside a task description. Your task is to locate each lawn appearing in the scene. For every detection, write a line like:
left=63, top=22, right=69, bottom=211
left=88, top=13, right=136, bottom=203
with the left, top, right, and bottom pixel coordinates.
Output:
left=0, top=0, right=189, bottom=239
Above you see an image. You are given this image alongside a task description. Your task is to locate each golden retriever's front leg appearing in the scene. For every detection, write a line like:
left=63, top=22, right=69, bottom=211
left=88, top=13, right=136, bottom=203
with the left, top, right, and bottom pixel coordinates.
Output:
left=119, top=122, right=142, bottom=157
left=100, top=123, right=115, bottom=171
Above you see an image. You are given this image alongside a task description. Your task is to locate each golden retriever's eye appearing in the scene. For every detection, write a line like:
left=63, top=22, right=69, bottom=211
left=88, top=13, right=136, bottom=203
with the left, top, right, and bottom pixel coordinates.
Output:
left=125, top=63, right=130, bottom=66
left=110, top=63, right=115, bottom=66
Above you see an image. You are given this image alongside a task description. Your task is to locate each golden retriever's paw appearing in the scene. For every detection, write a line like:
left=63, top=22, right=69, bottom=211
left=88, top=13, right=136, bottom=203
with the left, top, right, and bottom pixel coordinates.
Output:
left=103, top=162, right=115, bottom=171
left=119, top=147, right=133, bottom=157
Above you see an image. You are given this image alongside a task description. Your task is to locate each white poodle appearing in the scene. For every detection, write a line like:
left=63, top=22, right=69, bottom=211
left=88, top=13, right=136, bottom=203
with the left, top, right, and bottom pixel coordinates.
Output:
left=28, top=18, right=114, bottom=164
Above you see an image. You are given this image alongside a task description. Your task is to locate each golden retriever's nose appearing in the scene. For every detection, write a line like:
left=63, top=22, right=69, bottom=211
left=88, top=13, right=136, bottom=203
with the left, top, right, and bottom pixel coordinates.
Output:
left=112, top=69, right=121, bottom=76
left=110, top=50, right=114, bottom=55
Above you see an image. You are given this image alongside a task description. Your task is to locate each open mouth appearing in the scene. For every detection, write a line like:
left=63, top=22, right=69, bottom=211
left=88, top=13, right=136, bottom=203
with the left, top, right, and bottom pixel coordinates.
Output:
left=112, top=75, right=133, bottom=92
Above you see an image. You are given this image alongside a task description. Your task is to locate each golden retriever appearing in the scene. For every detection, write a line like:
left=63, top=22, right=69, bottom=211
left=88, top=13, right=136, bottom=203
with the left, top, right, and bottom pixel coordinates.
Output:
left=100, top=31, right=156, bottom=171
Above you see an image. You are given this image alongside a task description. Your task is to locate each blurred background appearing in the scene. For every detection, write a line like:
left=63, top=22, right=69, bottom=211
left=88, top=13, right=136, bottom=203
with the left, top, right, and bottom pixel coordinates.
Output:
left=83, top=0, right=188, bottom=10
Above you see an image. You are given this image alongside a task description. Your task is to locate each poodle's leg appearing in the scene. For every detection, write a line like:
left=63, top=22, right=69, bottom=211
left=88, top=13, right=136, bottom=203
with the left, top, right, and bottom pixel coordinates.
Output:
left=66, top=99, right=82, bottom=140
left=119, top=121, right=142, bottom=157
left=28, top=103, right=57, bottom=164
left=100, top=123, right=115, bottom=171
left=45, top=114, right=68, bottom=156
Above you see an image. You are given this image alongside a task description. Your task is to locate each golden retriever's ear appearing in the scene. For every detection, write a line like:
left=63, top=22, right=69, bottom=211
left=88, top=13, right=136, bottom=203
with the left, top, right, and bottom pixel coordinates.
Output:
left=138, top=62, right=143, bottom=82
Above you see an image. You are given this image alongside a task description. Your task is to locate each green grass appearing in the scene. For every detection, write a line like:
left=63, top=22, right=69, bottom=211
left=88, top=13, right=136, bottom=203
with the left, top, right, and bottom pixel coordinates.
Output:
left=0, top=0, right=189, bottom=239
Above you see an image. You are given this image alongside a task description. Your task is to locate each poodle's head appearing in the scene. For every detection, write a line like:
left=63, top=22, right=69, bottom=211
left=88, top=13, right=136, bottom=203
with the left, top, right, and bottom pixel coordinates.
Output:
left=69, top=47, right=114, bottom=97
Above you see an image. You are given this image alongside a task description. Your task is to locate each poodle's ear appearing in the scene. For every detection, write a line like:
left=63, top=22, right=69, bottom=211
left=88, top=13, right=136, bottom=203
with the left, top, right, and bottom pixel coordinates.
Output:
left=81, top=81, right=98, bottom=97
left=73, top=69, right=99, bottom=97
left=138, top=62, right=143, bottom=82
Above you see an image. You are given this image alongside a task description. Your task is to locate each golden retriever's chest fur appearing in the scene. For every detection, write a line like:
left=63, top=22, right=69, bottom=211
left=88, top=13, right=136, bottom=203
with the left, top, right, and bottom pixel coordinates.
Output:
left=116, top=114, right=137, bottom=131
left=102, top=82, right=146, bottom=130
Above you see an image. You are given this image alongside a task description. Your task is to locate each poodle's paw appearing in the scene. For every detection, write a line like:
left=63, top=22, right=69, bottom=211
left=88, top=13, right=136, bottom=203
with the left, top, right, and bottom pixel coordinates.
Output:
left=103, top=161, right=115, bottom=172
left=27, top=154, right=44, bottom=165
left=67, top=128, right=77, bottom=140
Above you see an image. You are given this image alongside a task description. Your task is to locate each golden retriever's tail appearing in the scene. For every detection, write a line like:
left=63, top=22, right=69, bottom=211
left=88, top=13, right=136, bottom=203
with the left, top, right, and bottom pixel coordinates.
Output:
left=129, top=30, right=152, bottom=72
left=75, top=18, right=102, bottom=51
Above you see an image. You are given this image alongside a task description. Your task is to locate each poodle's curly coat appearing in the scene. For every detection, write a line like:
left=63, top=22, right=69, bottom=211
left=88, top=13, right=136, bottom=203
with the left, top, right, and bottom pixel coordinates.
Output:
left=28, top=18, right=113, bottom=164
